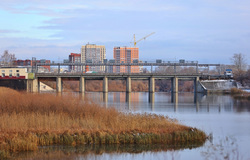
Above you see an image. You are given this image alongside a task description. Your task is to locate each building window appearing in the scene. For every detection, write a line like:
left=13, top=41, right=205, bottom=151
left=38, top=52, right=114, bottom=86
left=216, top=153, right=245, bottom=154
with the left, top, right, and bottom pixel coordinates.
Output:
left=2, top=70, right=5, bottom=73
left=2, top=73, right=5, bottom=77
left=9, top=73, right=12, bottom=77
left=17, top=73, right=20, bottom=77
left=16, top=70, right=19, bottom=72
left=9, top=70, right=12, bottom=73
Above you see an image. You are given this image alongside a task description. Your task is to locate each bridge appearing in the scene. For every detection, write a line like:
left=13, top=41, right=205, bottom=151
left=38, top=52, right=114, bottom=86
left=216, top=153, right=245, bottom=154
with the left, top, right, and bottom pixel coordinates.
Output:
left=27, top=72, right=213, bottom=95
left=26, top=62, right=225, bottom=94
left=0, top=62, right=227, bottom=103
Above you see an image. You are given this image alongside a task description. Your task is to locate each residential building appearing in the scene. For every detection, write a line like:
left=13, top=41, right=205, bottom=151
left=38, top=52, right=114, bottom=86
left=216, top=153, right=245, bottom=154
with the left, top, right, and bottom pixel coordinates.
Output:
left=81, top=44, right=106, bottom=72
left=69, top=53, right=81, bottom=72
left=13, top=59, right=51, bottom=72
left=107, top=59, right=115, bottom=73
left=0, top=68, right=28, bottom=79
left=113, top=47, right=140, bottom=73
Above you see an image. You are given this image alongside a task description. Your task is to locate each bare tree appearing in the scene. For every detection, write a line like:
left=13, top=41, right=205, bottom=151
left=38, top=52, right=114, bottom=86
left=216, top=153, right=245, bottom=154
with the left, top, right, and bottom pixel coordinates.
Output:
left=231, top=53, right=247, bottom=73
left=0, top=50, right=16, bottom=66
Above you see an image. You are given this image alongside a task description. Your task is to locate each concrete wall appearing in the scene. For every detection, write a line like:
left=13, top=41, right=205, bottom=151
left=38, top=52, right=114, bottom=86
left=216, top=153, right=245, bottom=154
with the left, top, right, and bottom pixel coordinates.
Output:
left=200, top=80, right=237, bottom=92
left=0, top=79, right=27, bottom=90
left=197, top=80, right=207, bottom=93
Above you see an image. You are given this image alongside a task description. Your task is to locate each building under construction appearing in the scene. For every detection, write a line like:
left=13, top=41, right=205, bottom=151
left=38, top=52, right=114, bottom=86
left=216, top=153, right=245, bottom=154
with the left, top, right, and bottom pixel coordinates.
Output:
left=113, top=47, right=140, bottom=73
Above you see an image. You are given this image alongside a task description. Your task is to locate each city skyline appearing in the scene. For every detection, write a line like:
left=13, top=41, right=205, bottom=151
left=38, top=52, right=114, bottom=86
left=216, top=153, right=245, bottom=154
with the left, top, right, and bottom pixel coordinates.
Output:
left=0, top=0, right=250, bottom=65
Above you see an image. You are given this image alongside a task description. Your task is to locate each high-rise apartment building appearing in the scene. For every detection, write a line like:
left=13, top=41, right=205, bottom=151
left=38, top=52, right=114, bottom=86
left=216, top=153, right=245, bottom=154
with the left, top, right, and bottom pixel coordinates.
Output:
left=81, top=44, right=106, bottom=72
left=113, top=47, right=139, bottom=73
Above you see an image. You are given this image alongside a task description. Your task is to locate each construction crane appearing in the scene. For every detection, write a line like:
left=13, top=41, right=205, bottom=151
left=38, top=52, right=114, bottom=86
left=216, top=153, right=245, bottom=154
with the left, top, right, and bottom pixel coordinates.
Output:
left=133, top=32, right=155, bottom=47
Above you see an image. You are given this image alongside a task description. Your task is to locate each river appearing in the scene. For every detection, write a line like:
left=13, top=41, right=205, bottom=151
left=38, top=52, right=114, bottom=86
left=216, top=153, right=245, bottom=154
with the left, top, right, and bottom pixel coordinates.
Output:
left=15, top=92, right=250, bottom=160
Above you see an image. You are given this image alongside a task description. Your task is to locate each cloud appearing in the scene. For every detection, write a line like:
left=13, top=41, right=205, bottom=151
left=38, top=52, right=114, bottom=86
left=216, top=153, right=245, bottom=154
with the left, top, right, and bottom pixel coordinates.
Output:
left=0, top=29, right=20, bottom=33
left=0, top=0, right=250, bottom=65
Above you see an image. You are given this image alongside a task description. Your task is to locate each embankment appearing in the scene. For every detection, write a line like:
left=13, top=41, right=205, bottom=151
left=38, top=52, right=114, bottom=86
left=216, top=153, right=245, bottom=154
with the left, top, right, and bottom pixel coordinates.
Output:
left=200, top=80, right=237, bottom=93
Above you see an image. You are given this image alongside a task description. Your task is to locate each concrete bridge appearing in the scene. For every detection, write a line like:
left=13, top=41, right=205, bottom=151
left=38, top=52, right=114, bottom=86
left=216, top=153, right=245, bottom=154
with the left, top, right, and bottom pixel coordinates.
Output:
left=27, top=73, right=208, bottom=94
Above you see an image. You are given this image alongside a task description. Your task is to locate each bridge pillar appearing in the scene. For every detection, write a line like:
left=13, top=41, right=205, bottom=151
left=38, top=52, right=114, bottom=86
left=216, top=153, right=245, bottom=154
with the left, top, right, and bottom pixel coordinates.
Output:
left=171, top=77, right=178, bottom=93
left=194, top=77, right=199, bottom=93
left=79, top=77, right=85, bottom=93
left=27, top=79, right=39, bottom=93
left=103, top=76, right=108, bottom=93
left=126, top=76, right=131, bottom=93
left=56, top=77, right=62, bottom=93
left=149, top=77, right=155, bottom=93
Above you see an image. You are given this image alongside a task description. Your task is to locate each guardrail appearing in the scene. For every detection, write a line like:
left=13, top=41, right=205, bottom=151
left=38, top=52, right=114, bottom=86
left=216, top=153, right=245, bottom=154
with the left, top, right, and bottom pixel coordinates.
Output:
left=36, top=62, right=220, bottom=67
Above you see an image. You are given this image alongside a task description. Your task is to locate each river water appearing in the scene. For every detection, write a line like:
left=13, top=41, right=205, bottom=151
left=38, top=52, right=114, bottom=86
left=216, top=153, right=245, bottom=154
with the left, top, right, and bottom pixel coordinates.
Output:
left=15, top=92, right=250, bottom=160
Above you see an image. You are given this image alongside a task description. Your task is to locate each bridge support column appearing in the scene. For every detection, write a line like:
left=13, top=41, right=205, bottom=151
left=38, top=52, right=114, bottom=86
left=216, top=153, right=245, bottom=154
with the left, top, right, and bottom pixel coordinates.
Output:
left=79, top=77, right=85, bottom=93
left=103, top=76, right=108, bottom=93
left=126, top=76, right=131, bottom=93
left=56, top=77, right=62, bottom=93
left=194, top=77, right=199, bottom=93
left=149, top=77, right=155, bottom=93
left=27, top=79, right=39, bottom=93
left=171, top=77, right=178, bottom=93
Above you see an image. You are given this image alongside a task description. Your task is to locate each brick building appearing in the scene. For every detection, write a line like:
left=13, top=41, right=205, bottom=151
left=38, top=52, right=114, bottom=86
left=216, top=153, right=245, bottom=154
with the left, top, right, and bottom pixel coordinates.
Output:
left=13, top=59, right=51, bottom=72
left=69, top=53, right=81, bottom=72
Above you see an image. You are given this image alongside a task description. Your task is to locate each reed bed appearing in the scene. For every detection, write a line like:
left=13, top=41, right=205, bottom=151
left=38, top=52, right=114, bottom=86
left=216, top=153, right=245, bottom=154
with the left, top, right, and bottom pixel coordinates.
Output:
left=230, top=88, right=250, bottom=100
left=0, top=87, right=206, bottom=158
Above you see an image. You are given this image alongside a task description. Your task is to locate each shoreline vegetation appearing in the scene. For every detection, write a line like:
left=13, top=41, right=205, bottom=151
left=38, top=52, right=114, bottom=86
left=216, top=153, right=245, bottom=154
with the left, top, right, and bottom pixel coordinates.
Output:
left=0, top=87, right=206, bottom=159
left=230, top=88, right=250, bottom=100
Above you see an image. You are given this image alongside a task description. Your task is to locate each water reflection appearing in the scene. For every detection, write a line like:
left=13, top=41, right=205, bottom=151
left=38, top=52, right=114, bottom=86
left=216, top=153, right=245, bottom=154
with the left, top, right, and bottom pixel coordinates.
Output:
left=13, top=143, right=203, bottom=160
left=83, top=92, right=246, bottom=113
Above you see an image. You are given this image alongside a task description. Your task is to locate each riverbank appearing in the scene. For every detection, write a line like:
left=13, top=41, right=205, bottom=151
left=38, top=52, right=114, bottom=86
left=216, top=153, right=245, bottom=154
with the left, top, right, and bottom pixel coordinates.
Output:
left=0, top=87, right=206, bottom=159
left=230, top=88, right=250, bottom=100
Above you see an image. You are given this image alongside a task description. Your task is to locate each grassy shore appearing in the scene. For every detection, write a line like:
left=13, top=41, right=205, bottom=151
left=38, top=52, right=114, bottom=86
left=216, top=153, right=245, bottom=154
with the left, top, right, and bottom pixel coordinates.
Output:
left=230, top=88, right=250, bottom=100
left=0, top=87, right=206, bottom=158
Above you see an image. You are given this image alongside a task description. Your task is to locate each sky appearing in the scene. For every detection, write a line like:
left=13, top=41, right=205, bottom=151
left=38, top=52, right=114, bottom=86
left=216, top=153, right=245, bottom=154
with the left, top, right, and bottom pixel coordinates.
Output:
left=0, top=0, right=250, bottom=64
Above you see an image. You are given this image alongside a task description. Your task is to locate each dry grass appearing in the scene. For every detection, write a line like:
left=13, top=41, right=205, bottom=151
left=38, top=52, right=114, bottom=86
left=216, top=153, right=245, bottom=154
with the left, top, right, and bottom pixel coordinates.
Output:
left=0, top=87, right=187, bottom=133
left=0, top=87, right=206, bottom=158
left=230, top=88, right=247, bottom=94
left=230, top=88, right=250, bottom=100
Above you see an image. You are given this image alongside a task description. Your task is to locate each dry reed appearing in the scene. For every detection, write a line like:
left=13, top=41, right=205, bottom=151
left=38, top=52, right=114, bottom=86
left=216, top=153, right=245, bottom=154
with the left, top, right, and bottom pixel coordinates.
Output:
left=230, top=88, right=250, bottom=100
left=0, top=87, right=206, bottom=158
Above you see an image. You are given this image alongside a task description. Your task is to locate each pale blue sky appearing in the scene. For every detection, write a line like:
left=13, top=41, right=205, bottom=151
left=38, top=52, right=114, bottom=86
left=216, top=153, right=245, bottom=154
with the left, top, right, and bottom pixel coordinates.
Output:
left=0, top=0, right=249, bottom=64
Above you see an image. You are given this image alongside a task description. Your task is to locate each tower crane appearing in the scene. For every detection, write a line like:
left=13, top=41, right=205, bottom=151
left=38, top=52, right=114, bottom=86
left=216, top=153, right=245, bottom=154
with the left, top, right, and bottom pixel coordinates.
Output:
left=133, top=32, right=155, bottom=47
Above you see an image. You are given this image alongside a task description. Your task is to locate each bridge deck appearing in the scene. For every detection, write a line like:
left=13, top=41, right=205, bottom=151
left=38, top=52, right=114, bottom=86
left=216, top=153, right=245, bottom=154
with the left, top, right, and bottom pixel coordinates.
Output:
left=36, top=73, right=203, bottom=79
left=35, top=73, right=225, bottom=80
